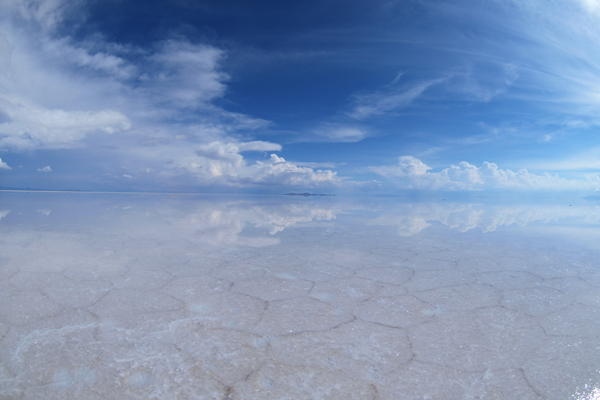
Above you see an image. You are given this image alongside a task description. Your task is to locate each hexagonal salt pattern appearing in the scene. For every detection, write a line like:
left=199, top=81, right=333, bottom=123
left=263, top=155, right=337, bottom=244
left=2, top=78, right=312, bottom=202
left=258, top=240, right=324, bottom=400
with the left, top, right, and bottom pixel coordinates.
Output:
left=1, top=193, right=599, bottom=399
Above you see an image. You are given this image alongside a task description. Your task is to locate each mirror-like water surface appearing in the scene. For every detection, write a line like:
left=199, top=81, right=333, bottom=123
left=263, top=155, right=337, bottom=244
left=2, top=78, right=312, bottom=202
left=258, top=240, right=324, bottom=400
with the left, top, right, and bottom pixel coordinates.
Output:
left=1, top=193, right=599, bottom=399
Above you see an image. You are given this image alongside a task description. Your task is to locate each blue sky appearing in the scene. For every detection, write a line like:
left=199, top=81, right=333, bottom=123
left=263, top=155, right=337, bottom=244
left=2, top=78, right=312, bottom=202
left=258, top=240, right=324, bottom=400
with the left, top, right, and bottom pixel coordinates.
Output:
left=0, top=0, right=600, bottom=193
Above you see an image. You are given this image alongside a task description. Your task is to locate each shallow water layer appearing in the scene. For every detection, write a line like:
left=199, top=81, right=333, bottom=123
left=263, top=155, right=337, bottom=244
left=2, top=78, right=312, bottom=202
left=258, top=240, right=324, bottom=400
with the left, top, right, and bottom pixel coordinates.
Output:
left=0, top=192, right=599, bottom=399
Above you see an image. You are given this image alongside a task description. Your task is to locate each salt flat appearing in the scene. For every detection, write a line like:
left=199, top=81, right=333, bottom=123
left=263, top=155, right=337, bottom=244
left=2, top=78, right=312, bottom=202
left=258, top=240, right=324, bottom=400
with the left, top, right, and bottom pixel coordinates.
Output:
left=0, top=193, right=599, bottom=399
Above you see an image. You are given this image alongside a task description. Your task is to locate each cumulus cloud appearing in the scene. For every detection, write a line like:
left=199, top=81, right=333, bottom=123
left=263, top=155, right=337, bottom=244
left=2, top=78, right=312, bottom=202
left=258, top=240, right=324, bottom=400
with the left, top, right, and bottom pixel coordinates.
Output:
left=372, top=156, right=600, bottom=191
left=371, top=156, right=432, bottom=178
left=0, top=157, right=11, bottom=169
left=249, top=154, right=339, bottom=186
left=131, top=140, right=340, bottom=188
left=187, top=142, right=339, bottom=187
left=37, top=165, right=52, bottom=172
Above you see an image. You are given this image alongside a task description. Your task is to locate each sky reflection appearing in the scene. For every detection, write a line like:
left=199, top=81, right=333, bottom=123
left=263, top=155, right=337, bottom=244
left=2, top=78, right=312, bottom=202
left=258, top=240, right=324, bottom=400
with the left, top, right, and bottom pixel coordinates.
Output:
left=1, top=192, right=600, bottom=399
left=2, top=192, right=599, bottom=240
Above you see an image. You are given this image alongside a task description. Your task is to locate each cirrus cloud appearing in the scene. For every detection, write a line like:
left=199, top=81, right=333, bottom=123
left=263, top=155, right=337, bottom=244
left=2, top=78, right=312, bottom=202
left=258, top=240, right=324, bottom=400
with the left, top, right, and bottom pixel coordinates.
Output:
left=313, top=125, right=370, bottom=143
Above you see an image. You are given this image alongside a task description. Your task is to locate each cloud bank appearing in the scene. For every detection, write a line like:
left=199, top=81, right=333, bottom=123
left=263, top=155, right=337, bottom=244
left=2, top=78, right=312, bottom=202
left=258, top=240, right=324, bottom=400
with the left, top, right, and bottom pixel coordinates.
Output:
left=0, top=0, right=342, bottom=189
left=372, top=156, right=600, bottom=191
left=2, top=0, right=599, bottom=192
left=133, top=141, right=341, bottom=188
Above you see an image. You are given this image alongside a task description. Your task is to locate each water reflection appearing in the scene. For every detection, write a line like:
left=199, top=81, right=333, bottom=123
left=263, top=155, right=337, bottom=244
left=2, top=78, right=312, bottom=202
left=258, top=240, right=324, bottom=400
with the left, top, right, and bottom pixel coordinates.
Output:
left=2, top=193, right=599, bottom=241
left=1, top=192, right=599, bottom=399
left=0, top=210, right=10, bottom=221
left=168, top=200, right=339, bottom=247
left=371, top=201, right=600, bottom=236
left=0, top=193, right=344, bottom=248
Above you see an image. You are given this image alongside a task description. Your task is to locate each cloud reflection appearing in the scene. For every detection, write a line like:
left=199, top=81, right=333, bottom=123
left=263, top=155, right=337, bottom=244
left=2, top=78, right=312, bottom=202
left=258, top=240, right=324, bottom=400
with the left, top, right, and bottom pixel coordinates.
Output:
left=159, top=199, right=340, bottom=248
left=372, top=202, right=600, bottom=236
left=0, top=210, right=10, bottom=221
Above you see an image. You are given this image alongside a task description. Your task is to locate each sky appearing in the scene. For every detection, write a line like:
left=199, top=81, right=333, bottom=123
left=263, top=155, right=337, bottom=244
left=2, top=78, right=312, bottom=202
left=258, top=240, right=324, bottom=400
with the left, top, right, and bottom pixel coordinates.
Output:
left=0, top=0, right=600, bottom=193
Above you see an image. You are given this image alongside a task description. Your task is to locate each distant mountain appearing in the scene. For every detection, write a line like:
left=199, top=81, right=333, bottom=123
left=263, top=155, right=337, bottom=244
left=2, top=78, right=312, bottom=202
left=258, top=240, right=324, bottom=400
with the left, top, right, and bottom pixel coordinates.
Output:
left=285, top=193, right=336, bottom=197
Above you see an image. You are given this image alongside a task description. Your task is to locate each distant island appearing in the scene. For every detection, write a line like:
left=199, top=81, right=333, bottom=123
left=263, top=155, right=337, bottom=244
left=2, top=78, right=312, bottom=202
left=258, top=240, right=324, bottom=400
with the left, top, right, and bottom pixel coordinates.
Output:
left=285, top=193, right=336, bottom=197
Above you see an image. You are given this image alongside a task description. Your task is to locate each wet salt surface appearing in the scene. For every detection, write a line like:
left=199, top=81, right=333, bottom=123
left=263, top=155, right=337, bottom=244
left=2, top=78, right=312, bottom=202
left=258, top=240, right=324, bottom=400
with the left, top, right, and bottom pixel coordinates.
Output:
left=0, top=192, right=599, bottom=399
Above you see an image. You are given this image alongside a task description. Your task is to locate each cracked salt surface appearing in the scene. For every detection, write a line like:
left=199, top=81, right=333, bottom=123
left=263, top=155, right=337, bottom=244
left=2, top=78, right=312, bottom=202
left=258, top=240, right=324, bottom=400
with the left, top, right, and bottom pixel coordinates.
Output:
left=1, top=193, right=600, bottom=399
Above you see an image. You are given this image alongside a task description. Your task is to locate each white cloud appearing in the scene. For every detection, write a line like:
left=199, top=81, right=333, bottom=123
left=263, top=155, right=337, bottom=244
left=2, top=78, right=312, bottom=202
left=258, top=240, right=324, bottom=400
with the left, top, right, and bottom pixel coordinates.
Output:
left=348, top=78, right=446, bottom=120
left=187, top=144, right=339, bottom=187
left=236, top=141, right=282, bottom=152
left=2, top=0, right=72, bottom=30
left=347, top=62, right=518, bottom=122
left=371, top=156, right=432, bottom=178
left=372, top=156, right=600, bottom=191
left=37, top=165, right=51, bottom=172
left=291, top=161, right=337, bottom=169
left=42, top=37, right=135, bottom=79
left=130, top=140, right=341, bottom=188
left=0, top=0, right=292, bottom=190
left=0, top=3, right=238, bottom=152
left=0, top=157, right=11, bottom=169
left=0, top=14, right=137, bottom=151
left=0, top=94, right=131, bottom=149
left=313, top=125, right=369, bottom=142
left=0, top=0, right=353, bottom=193
left=146, top=40, right=228, bottom=107
left=449, top=63, right=519, bottom=103
left=580, top=0, right=600, bottom=14
left=492, top=0, right=600, bottom=123
left=249, top=154, right=339, bottom=186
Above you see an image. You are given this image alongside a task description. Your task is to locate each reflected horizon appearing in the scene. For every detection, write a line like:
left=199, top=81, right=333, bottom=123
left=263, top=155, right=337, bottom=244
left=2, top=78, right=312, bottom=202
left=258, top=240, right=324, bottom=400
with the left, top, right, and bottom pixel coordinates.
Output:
left=2, top=191, right=599, bottom=236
